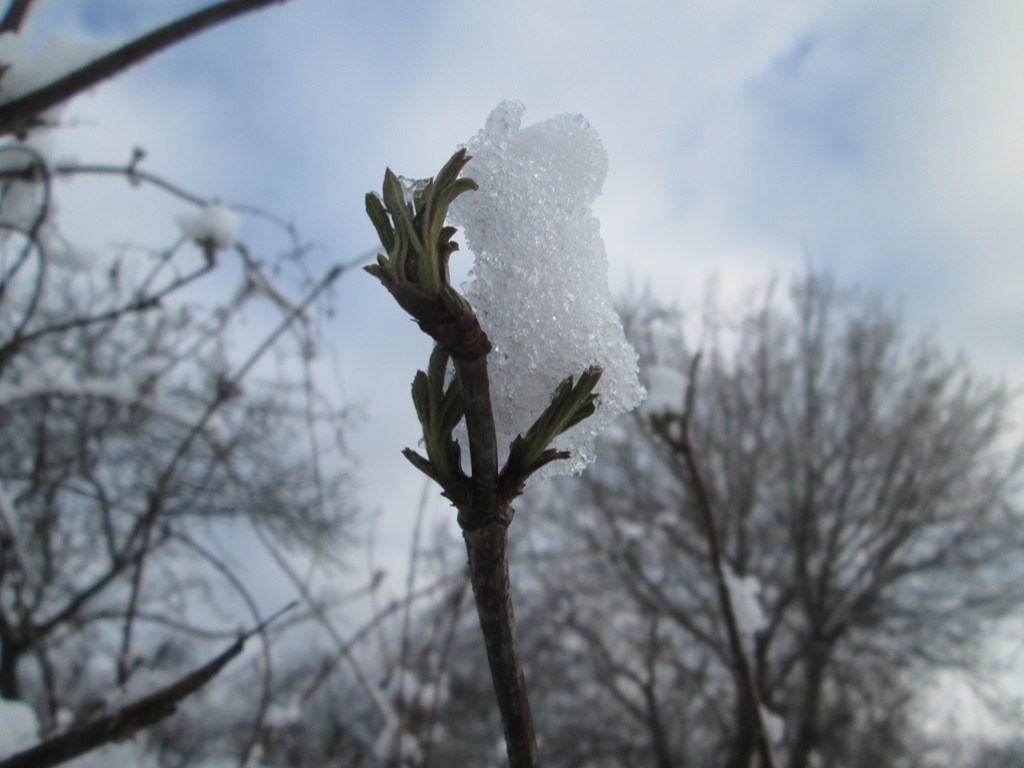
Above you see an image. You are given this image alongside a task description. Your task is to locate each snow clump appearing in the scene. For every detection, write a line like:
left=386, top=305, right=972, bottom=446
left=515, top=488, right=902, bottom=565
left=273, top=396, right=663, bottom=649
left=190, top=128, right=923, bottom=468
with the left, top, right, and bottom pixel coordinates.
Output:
left=452, top=101, right=645, bottom=476
left=723, top=565, right=768, bottom=653
left=641, top=365, right=687, bottom=415
left=178, top=203, right=240, bottom=252
left=0, top=33, right=105, bottom=108
left=760, top=704, right=786, bottom=744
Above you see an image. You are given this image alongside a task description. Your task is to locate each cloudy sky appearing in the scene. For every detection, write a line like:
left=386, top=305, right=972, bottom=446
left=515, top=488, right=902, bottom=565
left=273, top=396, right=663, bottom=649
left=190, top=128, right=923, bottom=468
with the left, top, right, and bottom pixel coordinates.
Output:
left=18, top=1, right=1024, bottom=612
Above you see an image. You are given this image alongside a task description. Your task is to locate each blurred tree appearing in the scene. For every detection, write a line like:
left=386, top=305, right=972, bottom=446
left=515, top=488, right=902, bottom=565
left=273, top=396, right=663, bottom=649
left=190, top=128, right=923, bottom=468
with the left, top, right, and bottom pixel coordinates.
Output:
left=966, top=738, right=1024, bottom=768
left=477, top=272, right=1024, bottom=767
left=0, top=2, right=362, bottom=765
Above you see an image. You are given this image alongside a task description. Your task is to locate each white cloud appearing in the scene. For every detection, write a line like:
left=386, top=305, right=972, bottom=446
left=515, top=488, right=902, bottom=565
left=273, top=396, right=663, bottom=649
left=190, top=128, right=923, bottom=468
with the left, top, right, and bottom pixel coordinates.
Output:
left=858, top=4, right=1024, bottom=359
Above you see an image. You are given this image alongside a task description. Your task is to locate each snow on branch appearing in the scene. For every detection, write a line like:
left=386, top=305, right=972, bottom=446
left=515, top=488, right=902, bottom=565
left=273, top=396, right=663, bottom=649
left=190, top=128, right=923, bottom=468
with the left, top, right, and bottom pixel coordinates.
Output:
left=452, top=101, right=645, bottom=477
left=178, top=202, right=240, bottom=253
left=0, top=634, right=246, bottom=768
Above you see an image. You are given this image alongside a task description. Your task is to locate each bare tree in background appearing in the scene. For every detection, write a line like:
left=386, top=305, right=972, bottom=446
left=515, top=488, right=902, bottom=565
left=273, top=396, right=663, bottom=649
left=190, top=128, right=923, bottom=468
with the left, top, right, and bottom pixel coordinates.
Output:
left=966, top=738, right=1024, bottom=768
left=473, top=272, right=1024, bottom=767
left=0, top=2, right=369, bottom=765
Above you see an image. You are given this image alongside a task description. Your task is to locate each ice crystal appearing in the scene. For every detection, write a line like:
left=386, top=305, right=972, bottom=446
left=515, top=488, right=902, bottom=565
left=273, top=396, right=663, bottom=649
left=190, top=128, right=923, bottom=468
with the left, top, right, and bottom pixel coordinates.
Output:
left=452, top=101, right=644, bottom=476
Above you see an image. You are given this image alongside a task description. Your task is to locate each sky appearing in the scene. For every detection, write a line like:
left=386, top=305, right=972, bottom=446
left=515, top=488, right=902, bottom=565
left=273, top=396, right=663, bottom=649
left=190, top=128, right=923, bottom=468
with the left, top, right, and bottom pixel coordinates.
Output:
left=11, top=0, right=1024, bottom=730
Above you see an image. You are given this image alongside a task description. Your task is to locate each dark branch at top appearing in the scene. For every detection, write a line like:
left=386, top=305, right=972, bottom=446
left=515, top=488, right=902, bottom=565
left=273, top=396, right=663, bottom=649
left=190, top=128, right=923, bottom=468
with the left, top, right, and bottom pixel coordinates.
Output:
left=0, top=0, right=294, bottom=137
left=0, top=0, right=35, bottom=34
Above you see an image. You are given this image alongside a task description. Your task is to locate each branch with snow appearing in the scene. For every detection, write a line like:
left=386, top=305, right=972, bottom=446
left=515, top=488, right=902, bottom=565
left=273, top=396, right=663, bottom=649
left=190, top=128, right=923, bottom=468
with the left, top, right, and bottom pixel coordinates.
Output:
left=453, top=101, right=645, bottom=477
left=0, top=632, right=247, bottom=768
left=178, top=202, right=240, bottom=256
left=365, top=103, right=645, bottom=768
left=722, top=565, right=768, bottom=654
left=652, top=353, right=778, bottom=768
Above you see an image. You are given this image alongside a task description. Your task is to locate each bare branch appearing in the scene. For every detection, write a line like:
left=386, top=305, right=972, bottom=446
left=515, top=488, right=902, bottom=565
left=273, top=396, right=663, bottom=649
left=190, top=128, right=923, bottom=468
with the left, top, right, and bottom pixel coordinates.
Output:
left=251, top=522, right=396, bottom=722
left=0, top=0, right=295, bottom=136
left=676, top=353, right=777, bottom=768
left=0, top=0, right=36, bottom=34
left=463, top=520, right=539, bottom=768
left=0, top=634, right=246, bottom=768
left=3, top=261, right=212, bottom=361
left=53, top=158, right=208, bottom=208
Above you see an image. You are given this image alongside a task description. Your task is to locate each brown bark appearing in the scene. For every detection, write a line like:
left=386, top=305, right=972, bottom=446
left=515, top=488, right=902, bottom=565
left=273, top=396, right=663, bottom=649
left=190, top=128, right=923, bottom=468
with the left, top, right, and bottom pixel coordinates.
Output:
left=452, top=355, right=499, bottom=528
left=465, top=520, right=538, bottom=768
left=454, top=350, right=539, bottom=767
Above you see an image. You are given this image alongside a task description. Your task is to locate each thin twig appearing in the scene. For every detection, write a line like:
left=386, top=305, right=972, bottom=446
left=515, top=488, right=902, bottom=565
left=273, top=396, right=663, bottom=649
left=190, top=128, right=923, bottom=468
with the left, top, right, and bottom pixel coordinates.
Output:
left=172, top=532, right=277, bottom=767
left=112, top=261, right=344, bottom=729
left=394, top=478, right=431, bottom=761
left=676, top=353, right=777, bottom=768
left=250, top=522, right=395, bottom=724
left=415, top=576, right=471, bottom=765
left=14, top=261, right=211, bottom=348
left=0, top=145, right=50, bottom=303
left=54, top=161, right=208, bottom=207
left=0, top=146, right=52, bottom=373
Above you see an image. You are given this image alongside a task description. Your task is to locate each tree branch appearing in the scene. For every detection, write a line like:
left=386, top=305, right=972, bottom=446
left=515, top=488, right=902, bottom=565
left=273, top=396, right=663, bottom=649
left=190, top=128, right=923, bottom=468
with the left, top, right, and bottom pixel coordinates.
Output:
left=53, top=157, right=208, bottom=208
left=0, top=0, right=295, bottom=136
left=464, top=520, right=539, bottom=768
left=0, top=0, right=35, bottom=34
left=365, top=152, right=540, bottom=766
left=446, top=343, right=539, bottom=768
left=677, top=353, right=777, bottom=768
left=0, top=634, right=246, bottom=768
